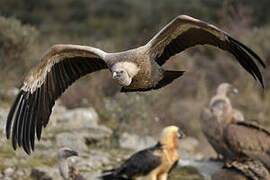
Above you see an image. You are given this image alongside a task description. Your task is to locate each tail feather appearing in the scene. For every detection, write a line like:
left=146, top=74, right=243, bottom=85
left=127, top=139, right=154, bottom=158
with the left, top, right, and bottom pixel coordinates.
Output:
left=156, top=70, right=185, bottom=89
left=121, top=70, right=184, bottom=92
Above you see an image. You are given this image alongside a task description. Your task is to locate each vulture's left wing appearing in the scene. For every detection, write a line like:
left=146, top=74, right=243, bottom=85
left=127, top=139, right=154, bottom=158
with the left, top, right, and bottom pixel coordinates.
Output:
left=6, top=44, right=108, bottom=154
left=146, top=15, right=265, bottom=87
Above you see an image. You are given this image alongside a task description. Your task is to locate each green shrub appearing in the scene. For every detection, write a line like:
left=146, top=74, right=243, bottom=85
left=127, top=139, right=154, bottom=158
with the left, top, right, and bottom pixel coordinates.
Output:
left=0, top=16, right=38, bottom=86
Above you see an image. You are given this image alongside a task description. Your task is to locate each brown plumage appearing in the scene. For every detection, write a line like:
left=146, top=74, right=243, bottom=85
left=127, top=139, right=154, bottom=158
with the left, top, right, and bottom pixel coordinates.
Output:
left=213, top=157, right=270, bottom=180
left=224, top=121, right=270, bottom=171
left=6, top=15, right=265, bottom=154
left=100, top=126, right=184, bottom=180
left=57, top=147, right=85, bottom=180
left=200, top=83, right=241, bottom=160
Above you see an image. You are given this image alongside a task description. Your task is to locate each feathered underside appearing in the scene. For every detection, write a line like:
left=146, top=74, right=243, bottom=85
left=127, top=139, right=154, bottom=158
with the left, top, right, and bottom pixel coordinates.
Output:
left=147, top=15, right=265, bottom=87
left=6, top=45, right=108, bottom=154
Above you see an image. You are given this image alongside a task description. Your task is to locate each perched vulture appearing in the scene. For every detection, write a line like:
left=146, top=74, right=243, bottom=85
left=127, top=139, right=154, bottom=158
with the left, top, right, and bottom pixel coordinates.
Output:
left=100, top=126, right=184, bottom=180
left=6, top=15, right=265, bottom=154
left=57, top=147, right=85, bottom=180
left=224, top=121, right=270, bottom=171
left=200, top=83, right=241, bottom=160
left=213, top=157, right=270, bottom=180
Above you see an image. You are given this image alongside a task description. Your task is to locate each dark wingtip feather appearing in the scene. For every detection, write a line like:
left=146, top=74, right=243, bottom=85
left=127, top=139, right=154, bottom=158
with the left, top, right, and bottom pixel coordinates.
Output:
left=228, top=36, right=265, bottom=88
left=228, top=37, right=266, bottom=68
left=6, top=90, right=23, bottom=139
left=17, top=98, right=27, bottom=148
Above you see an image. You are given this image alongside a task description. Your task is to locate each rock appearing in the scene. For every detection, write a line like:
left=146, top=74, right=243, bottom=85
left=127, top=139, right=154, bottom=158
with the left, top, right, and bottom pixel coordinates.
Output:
left=119, top=132, right=156, bottom=151
left=31, top=168, right=52, bottom=180
left=75, top=152, right=110, bottom=170
left=178, top=136, right=199, bottom=154
left=30, top=167, right=60, bottom=180
left=56, top=132, right=88, bottom=152
left=179, top=157, right=223, bottom=179
left=84, top=125, right=112, bottom=146
left=3, top=168, right=14, bottom=177
left=50, top=104, right=99, bottom=130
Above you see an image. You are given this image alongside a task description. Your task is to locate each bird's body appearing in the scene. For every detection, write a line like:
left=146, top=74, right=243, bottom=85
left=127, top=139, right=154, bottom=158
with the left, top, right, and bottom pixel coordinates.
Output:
left=105, top=47, right=163, bottom=90
left=100, top=126, right=184, bottom=180
left=200, top=83, right=240, bottom=160
left=201, top=83, right=270, bottom=171
left=224, top=121, right=270, bottom=171
left=6, top=15, right=265, bottom=154
left=57, top=147, right=84, bottom=180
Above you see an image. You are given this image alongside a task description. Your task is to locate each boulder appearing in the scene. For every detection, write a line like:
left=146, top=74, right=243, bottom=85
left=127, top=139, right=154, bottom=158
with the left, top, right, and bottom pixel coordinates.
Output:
left=50, top=103, right=99, bottom=130
left=56, top=132, right=88, bottom=152
left=119, top=132, right=156, bottom=151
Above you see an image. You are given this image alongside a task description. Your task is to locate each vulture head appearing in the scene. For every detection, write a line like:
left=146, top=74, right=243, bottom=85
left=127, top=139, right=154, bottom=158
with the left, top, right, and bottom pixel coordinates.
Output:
left=111, top=62, right=139, bottom=86
left=57, top=147, right=78, bottom=160
left=217, top=83, right=238, bottom=96
left=160, top=126, right=185, bottom=149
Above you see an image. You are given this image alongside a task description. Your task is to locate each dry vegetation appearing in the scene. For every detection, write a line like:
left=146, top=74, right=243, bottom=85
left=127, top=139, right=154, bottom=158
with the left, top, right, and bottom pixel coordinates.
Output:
left=0, top=0, right=270, bottom=143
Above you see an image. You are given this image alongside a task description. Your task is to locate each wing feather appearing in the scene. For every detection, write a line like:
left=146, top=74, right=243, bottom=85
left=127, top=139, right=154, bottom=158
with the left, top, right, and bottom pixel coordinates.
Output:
left=6, top=44, right=108, bottom=154
left=147, top=15, right=265, bottom=87
left=224, top=121, right=270, bottom=170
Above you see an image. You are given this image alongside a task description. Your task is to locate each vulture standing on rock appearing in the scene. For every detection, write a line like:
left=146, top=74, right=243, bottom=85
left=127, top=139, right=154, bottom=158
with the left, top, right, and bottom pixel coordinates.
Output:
left=57, top=147, right=85, bottom=180
left=201, top=83, right=270, bottom=171
left=213, top=157, right=270, bottom=180
left=100, top=126, right=184, bottom=180
left=200, top=83, right=242, bottom=160
left=5, top=15, right=265, bottom=154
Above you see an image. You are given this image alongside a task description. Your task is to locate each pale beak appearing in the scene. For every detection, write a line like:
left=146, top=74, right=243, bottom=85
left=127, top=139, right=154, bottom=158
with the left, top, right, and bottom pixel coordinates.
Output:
left=230, top=87, right=238, bottom=94
left=178, top=129, right=185, bottom=139
left=112, top=72, right=118, bottom=79
left=68, top=150, right=78, bottom=157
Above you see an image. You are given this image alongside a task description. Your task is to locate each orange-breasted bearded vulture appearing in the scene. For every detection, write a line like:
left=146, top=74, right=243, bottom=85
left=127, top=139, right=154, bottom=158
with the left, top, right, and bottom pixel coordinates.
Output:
left=100, top=126, right=184, bottom=180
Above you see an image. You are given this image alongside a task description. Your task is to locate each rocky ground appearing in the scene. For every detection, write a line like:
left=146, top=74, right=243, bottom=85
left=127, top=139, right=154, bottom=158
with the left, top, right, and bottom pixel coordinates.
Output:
left=0, top=88, right=222, bottom=180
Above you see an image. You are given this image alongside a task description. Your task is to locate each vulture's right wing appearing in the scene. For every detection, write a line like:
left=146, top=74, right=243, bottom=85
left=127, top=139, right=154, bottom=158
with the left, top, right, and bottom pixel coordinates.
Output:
left=6, top=44, right=108, bottom=154
left=147, top=15, right=265, bottom=87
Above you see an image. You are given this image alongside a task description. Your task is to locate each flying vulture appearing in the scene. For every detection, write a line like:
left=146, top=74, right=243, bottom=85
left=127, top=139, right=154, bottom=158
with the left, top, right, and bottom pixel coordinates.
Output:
left=200, top=83, right=241, bottom=160
left=6, top=15, right=265, bottom=154
left=57, top=147, right=85, bottom=180
left=100, top=126, right=184, bottom=180
left=213, top=157, right=270, bottom=180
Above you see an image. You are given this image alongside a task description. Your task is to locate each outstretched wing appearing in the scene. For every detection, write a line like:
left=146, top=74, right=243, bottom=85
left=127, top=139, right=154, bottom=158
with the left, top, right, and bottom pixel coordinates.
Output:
left=146, top=15, right=265, bottom=87
left=6, top=44, right=108, bottom=154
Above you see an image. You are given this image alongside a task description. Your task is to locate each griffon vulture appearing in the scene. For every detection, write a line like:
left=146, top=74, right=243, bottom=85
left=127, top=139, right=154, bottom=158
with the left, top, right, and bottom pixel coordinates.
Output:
left=6, top=15, right=265, bottom=154
left=213, top=157, right=270, bottom=180
left=200, top=83, right=241, bottom=160
left=100, top=126, right=184, bottom=180
left=224, top=121, right=270, bottom=171
left=57, top=147, right=85, bottom=180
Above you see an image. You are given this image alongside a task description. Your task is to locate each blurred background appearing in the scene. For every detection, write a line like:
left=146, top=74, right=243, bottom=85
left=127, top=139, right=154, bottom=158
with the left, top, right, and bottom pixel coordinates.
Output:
left=0, top=0, right=270, bottom=179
